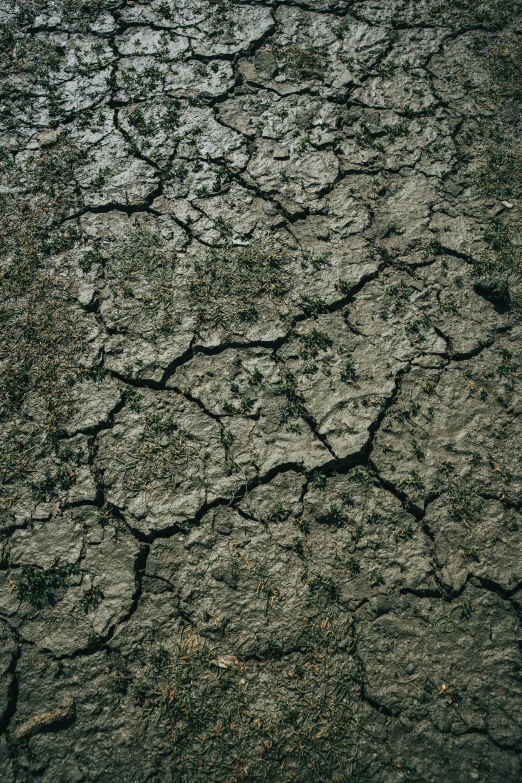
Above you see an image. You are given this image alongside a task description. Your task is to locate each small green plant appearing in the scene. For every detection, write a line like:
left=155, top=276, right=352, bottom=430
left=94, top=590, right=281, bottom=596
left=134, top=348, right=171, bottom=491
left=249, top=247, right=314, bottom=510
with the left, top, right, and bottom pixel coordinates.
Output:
left=295, top=516, right=310, bottom=534
left=264, top=638, right=285, bottom=660
left=342, top=492, right=355, bottom=507
left=237, top=305, right=259, bottom=323
left=220, top=429, right=235, bottom=449
left=158, top=1, right=172, bottom=18
left=369, top=570, right=385, bottom=587
left=409, top=400, right=421, bottom=418
left=383, top=122, right=409, bottom=142
left=79, top=585, right=103, bottom=613
left=308, top=573, right=339, bottom=602
left=340, top=358, right=357, bottom=383
left=402, top=470, right=425, bottom=494
left=421, top=678, right=436, bottom=703
left=113, top=673, right=130, bottom=695
left=276, top=371, right=307, bottom=421
left=299, top=329, right=332, bottom=360
left=461, top=549, right=480, bottom=563
left=348, top=558, right=360, bottom=576
left=267, top=504, right=290, bottom=523
left=300, top=295, right=327, bottom=317
left=162, top=103, right=180, bottom=130
left=447, top=480, right=482, bottom=527
left=311, top=470, right=327, bottom=490
left=349, top=468, right=369, bottom=485
left=127, top=106, right=156, bottom=137
left=496, top=348, right=513, bottom=377
left=318, top=504, right=348, bottom=528
left=31, top=465, right=76, bottom=501
left=15, top=560, right=78, bottom=607
left=461, top=600, right=474, bottom=617
left=77, top=363, right=106, bottom=382
left=333, top=21, right=350, bottom=38
left=96, top=504, right=114, bottom=527
left=222, top=395, right=256, bottom=416
left=423, top=239, right=442, bottom=259
left=397, top=523, right=414, bottom=540
left=336, top=279, right=354, bottom=296
left=411, top=439, right=425, bottom=461
left=79, top=247, right=104, bottom=272
left=150, top=645, right=172, bottom=673
left=249, top=368, right=264, bottom=386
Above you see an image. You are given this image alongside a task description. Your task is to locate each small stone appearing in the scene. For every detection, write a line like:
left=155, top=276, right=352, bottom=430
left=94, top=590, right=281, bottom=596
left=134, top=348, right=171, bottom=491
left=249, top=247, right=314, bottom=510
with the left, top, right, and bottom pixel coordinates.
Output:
left=213, top=655, right=239, bottom=669
left=254, top=50, right=277, bottom=78
left=78, top=283, right=96, bottom=308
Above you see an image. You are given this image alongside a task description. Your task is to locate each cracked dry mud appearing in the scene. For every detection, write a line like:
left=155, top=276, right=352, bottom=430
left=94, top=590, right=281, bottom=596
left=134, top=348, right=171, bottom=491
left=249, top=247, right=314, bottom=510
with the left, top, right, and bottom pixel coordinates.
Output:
left=1, top=1, right=522, bottom=781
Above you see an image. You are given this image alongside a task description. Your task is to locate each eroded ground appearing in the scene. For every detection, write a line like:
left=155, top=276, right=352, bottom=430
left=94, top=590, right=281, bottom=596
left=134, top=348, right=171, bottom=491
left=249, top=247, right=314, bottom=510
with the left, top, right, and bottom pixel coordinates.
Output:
left=1, top=0, right=522, bottom=780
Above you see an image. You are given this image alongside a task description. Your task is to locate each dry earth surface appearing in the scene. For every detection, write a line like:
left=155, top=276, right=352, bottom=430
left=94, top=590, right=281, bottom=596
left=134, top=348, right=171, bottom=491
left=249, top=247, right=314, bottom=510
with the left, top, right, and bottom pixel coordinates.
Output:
left=1, top=0, right=522, bottom=780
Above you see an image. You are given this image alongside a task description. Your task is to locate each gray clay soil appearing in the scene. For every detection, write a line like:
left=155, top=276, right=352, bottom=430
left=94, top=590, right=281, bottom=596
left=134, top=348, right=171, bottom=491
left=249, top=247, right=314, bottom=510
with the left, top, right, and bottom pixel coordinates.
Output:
left=1, top=0, right=522, bottom=781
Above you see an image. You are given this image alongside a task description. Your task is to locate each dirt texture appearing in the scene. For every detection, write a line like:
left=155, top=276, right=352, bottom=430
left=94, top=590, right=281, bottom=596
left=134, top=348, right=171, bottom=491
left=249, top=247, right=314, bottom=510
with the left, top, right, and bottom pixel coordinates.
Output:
left=1, top=0, right=522, bottom=781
